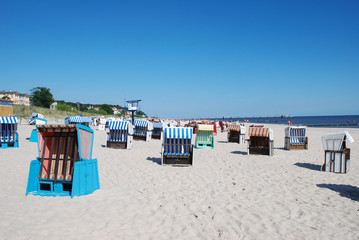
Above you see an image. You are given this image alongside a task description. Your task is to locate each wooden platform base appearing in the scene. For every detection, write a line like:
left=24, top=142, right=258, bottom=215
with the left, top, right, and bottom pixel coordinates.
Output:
left=106, top=141, right=127, bottom=149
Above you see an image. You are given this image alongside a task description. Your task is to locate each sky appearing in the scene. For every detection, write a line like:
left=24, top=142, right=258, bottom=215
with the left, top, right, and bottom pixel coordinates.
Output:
left=0, top=0, right=358, bottom=118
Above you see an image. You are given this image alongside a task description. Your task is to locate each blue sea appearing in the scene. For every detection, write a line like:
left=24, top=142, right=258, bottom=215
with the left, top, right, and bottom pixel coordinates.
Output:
left=218, top=115, right=359, bottom=128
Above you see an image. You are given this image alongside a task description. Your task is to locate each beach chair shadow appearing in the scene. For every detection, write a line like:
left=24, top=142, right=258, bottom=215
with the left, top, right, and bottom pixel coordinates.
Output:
left=317, top=184, right=359, bottom=201
left=231, top=151, right=247, bottom=155
left=146, top=157, right=161, bottom=165
left=294, top=162, right=321, bottom=171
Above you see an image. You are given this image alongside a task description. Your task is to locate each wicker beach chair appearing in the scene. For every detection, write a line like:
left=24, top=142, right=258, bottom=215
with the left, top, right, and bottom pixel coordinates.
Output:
left=321, top=131, right=354, bottom=173
left=195, top=124, right=214, bottom=149
left=65, top=116, right=92, bottom=127
left=162, top=127, right=194, bottom=166
left=106, top=120, right=133, bottom=149
left=133, top=119, right=153, bottom=142
left=26, top=124, right=100, bottom=197
left=284, top=126, right=308, bottom=150
left=247, top=126, right=274, bottom=156
left=227, top=124, right=246, bottom=144
left=0, top=117, right=19, bottom=149
left=152, top=122, right=163, bottom=140
left=29, top=118, right=47, bottom=143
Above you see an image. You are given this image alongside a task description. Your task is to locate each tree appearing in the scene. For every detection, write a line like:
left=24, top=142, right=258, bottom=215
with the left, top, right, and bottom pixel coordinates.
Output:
left=30, top=87, right=55, bottom=108
left=1, top=95, right=10, bottom=100
left=101, top=104, right=113, bottom=115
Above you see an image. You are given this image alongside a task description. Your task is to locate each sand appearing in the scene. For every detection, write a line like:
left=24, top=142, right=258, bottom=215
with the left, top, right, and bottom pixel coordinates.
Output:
left=0, top=122, right=358, bottom=240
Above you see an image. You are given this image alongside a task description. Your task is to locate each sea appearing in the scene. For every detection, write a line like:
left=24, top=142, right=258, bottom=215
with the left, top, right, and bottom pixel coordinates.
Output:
left=216, top=115, right=359, bottom=128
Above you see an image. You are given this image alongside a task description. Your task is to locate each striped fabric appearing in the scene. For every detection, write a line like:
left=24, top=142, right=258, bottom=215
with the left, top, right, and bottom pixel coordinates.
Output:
left=249, top=127, right=269, bottom=137
left=68, top=117, right=92, bottom=123
left=289, top=127, right=306, bottom=145
left=165, top=127, right=193, bottom=139
left=0, top=117, right=18, bottom=124
left=0, top=117, right=18, bottom=143
left=228, top=125, right=241, bottom=132
left=163, top=127, right=193, bottom=156
left=38, top=125, right=77, bottom=133
left=109, top=121, right=128, bottom=130
left=134, top=120, right=148, bottom=127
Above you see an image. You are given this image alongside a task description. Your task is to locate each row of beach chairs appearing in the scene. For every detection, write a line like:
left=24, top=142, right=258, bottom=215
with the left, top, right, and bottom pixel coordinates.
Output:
left=0, top=115, right=354, bottom=199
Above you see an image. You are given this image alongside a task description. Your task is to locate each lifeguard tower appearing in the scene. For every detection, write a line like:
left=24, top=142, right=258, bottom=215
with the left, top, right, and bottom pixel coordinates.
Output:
left=126, top=100, right=141, bottom=125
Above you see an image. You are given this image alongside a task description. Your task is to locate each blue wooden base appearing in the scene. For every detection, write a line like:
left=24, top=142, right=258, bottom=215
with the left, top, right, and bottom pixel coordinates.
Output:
left=0, top=134, right=19, bottom=148
left=29, top=129, right=38, bottom=143
left=195, top=141, right=214, bottom=149
left=26, top=159, right=100, bottom=198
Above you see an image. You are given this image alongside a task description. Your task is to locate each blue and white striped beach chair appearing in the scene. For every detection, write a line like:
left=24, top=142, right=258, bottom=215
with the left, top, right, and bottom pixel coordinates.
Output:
left=162, top=127, right=194, bottom=165
left=107, top=120, right=133, bottom=149
left=65, top=116, right=92, bottom=127
left=152, top=122, right=163, bottom=140
left=284, top=126, right=308, bottom=150
left=133, top=119, right=153, bottom=142
left=29, top=118, right=47, bottom=143
left=0, top=117, right=19, bottom=148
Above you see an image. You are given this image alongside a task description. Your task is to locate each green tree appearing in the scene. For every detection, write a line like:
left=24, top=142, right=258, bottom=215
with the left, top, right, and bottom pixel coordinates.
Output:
left=1, top=95, right=10, bottom=100
left=101, top=104, right=113, bottom=115
left=30, top=87, right=55, bottom=108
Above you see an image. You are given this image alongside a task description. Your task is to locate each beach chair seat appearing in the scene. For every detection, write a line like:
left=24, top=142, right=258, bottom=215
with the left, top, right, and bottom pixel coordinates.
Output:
left=106, top=120, right=133, bottom=149
left=65, top=116, right=92, bottom=127
left=284, top=126, right=308, bottom=150
left=162, top=127, right=194, bottom=166
left=26, top=124, right=100, bottom=197
left=133, top=120, right=153, bottom=141
left=195, top=124, right=214, bottom=149
left=227, top=125, right=246, bottom=144
left=152, top=122, right=163, bottom=140
left=321, top=131, right=354, bottom=173
left=247, top=127, right=274, bottom=156
left=29, top=118, right=47, bottom=143
left=0, top=117, right=19, bottom=148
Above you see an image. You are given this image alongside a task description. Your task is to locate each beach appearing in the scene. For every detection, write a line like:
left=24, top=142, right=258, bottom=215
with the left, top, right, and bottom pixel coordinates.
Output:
left=0, top=122, right=358, bottom=240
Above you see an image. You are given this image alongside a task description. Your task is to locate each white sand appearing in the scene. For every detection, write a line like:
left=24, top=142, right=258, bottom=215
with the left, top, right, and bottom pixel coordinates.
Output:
left=0, top=122, right=358, bottom=240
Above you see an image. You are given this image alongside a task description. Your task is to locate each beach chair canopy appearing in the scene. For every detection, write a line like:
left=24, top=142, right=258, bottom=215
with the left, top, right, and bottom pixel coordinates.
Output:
left=228, top=125, right=246, bottom=133
left=109, top=121, right=129, bottom=130
left=165, top=127, right=193, bottom=139
left=29, top=117, right=47, bottom=125
left=321, top=131, right=354, bottom=151
left=68, top=116, right=92, bottom=123
left=134, top=120, right=148, bottom=127
left=153, top=122, right=163, bottom=129
left=249, top=127, right=273, bottom=140
left=37, top=124, right=93, bottom=160
left=197, top=124, right=214, bottom=131
left=0, top=117, right=18, bottom=124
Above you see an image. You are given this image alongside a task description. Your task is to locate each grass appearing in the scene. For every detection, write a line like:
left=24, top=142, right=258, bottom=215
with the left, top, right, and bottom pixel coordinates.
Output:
left=13, top=105, right=145, bottom=122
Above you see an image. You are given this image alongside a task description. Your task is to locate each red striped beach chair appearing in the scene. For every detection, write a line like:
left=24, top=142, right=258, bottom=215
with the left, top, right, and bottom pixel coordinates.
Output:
left=247, top=126, right=274, bottom=156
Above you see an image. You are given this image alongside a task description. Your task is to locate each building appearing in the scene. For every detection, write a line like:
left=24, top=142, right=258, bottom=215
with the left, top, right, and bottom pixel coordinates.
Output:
left=0, top=90, right=30, bottom=106
left=112, top=107, right=123, bottom=115
left=50, top=102, right=57, bottom=110
left=0, top=99, right=13, bottom=116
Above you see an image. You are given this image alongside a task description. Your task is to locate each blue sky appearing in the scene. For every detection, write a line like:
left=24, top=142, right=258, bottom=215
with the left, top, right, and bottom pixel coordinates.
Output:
left=1, top=0, right=358, bottom=118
